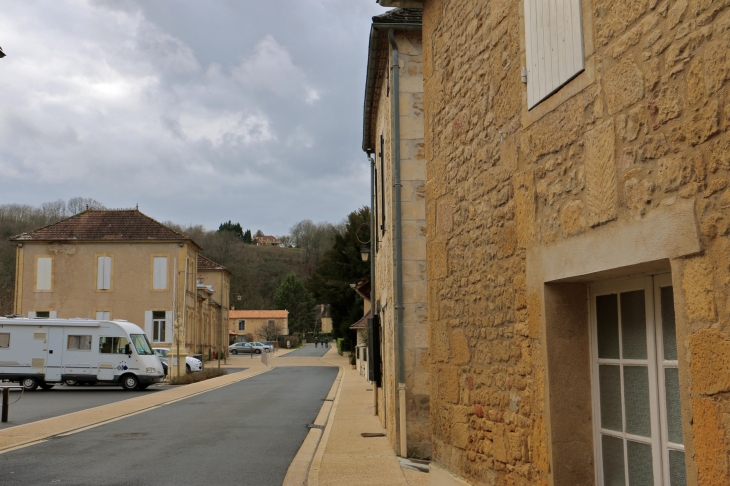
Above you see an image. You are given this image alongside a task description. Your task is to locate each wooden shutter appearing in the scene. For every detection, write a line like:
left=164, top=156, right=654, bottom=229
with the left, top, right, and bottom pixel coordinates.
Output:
left=36, top=257, right=52, bottom=291
left=153, top=257, right=168, bottom=289
left=97, top=256, right=111, bottom=290
left=524, top=0, right=584, bottom=109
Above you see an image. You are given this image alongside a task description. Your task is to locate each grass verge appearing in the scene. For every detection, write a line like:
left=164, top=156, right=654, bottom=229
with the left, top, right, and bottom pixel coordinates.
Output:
left=170, top=368, right=228, bottom=385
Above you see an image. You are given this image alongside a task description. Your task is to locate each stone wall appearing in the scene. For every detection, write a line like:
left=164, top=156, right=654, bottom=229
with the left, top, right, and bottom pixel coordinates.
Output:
left=372, top=29, right=431, bottom=459
left=423, top=0, right=730, bottom=484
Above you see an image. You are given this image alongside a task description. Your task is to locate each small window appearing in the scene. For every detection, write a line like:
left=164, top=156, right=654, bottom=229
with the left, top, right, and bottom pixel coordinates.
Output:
left=524, top=0, right=585, bottom=109
left=97, top=256, right=112, bottom=290
left=238, top=320, right=245, bottom=331
left=96, top=311, right=111, bottom=320
left=0, top=333, right=9, bottom=348
left=35, top=311, right=50, bottom=319
left=99, top=336, right=130, bottom=354
left=67, top=335, right=92, bottom=350
left=153, top=257, right=168, bottom=290
left=152, top=311, right=166, bottom=342
left=36, top=257, right=52, bottom=291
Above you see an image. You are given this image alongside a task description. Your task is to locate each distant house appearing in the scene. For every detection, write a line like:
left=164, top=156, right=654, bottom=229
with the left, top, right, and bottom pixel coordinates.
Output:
left=314, top=304, right=332, bottom=333
left=253, top=235, right=280, bottom=246
left=228, top=309, right=289, bottom=342
left=10, top=208, right=230, bottom=358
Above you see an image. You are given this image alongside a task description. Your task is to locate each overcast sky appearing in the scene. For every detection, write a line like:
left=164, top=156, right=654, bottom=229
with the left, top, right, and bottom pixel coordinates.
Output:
left=0, top=0, right=385, bottom=235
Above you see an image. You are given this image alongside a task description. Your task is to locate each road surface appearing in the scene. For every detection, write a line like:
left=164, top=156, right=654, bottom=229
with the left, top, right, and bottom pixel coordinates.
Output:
left=1, top=366, right=338, bottom=486
left=282, top=343, right=331, bottom=357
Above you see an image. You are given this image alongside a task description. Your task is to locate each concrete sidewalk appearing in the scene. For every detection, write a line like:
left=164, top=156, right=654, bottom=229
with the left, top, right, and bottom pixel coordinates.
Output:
left=285, top=348, right=429, bottom=486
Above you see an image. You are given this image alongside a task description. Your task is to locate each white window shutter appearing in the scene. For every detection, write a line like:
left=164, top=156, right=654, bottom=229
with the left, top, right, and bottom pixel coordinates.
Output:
left=144, top=310, right=153, bottom=337
left=37, top=258, right=52, bottom=291
left=524, top=0, right=584, bottom=109
left=97, top=256, right=111, bottom=290
left=96, top=311, right=110, bottom=320
left=49, top=311, right=57, bottom=319
left=165, top=311, right=173, bottom=343
left=153, top=257, right=167, bottom=290
left=28, top=311, right=36, bottom=318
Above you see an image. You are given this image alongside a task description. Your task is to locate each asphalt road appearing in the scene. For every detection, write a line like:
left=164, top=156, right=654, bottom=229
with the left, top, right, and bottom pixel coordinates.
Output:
left=0, top=369, right=248, bottom=429
left=281, top=343, right=331, bottom=357
left=2, top=366, right=338, bottom=486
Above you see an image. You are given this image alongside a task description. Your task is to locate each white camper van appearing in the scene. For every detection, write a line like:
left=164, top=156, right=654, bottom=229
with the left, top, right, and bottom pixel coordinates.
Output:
left=0, top=317, right=165, bottom=391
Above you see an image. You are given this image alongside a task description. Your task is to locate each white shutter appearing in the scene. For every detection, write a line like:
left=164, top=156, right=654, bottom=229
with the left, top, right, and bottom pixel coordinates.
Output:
left=153, top=257, right=168, bottom=290
left=28, top=311, right=36, bottom=318
left=145, top=311, right=153, bottom=337
left=97, top=256, right=111, bottom=290
left=524, top=0, right=584, bottom=109
left=96, top=311, right=110, bottom=320
left=36, top=258, right=52, bottom=291
left=165, top=311, right=173, bottom=343
left=49, top=311, right=57, bottom=319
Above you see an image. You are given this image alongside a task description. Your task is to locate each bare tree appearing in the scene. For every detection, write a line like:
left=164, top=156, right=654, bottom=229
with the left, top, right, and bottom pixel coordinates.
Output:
left=255, top=320, right=286, bottom=342
left=67, top=197, right=105, bottom=215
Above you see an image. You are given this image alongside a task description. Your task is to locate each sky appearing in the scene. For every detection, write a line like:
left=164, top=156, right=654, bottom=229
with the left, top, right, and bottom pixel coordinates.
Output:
left=0, top=0, right=385, bottom=235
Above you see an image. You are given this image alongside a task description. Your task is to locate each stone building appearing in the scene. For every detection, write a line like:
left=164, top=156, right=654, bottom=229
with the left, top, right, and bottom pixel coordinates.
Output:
left=196, top=254, right=231, bottom=359
left=362, top=8, right=431, bottom=459
left=374, top=0, right=730, bottom=484
left=228, top=309, right=289, bottom=342
left=10, top=209, right=229, bottom=360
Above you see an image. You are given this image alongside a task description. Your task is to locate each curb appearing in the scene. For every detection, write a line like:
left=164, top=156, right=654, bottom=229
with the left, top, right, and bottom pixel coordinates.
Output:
left=0, top=365, right=273, bottom=454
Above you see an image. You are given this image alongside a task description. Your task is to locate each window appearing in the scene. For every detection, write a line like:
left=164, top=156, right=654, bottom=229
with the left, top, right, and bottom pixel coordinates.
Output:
left=35, top=311, right=50, bottom=319
left=36, top=257, right=52, bottom=291
left=67, top=335, right=92, bottom=350
left=379, top=134, right=386, bottom=235
left=96, top=256, right=112, bottom=290
left=590, top=275, right=686, bottom=485
left=523, top=0, right=584, bottom=109
left=152, top=311, right=166, bottom=342
left=99, top=336, right=129, bottom=354
left=130, top=334, right=154, bottom=355
left=238, top=320, right=245, bottom=331
left=96, top=311, right=111, bottom=320
left=268, top=320, right=274, bottom=327
left=152, top=256, right=168, bottom=290
left=0, top=333, right=9, bottom=348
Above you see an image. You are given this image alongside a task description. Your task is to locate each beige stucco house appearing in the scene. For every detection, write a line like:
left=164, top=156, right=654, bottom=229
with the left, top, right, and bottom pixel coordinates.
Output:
left=370, top=0, right=730, bottom=484
left=362, top=8, right=430, bottom=460
left=10, top=209, right=229, bottom=359
left=228, top=309, right=288, bottom=342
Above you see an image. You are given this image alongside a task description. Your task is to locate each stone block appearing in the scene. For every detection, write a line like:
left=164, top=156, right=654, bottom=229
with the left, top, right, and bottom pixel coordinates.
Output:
left=402, top=238, right=427, bottom=260
left=400, top=73, right=424, bottom=94
left=693, top=397, right=729, bottom=483
left=702, top=40, right=729, bottom=96
left=682, top=256, right=717, bottom=322
left=690, top=329, right=730, bottom=394
left=450, top=328, right=470, bottom=365
left=402, top=200, right=426, bottom=221
left=401, top=115, right=424, bottom=140
left=405, top=323, right=428, bottom=349
left=657, top=155, right=694, bottom=192
left=514, top=170, right=536, bottom=248
left=437, top=366, right=459, bottom=404
left=452, top=422, right=470, bottom=449
left=648, top=84, right=682, bottom=129
left=585, top=120, right=618, bottom=226
left=402, top=260, right=425, bottom=282
left=437, top=198, right=453, bottom=234
left=430, top=318, right=450, bottom=362
left=493, top=422, right=509, bottom=463
left=428, top=239, right=448, bottom=280
left=560, top=200, right=587, bottom=237
left=594, top=0, right=649, bottom=46
left=401, top=159, right=426, bottom=180
left=605, top=58, right=645, bottom=114
left=404, top=280, right=427, bottom=304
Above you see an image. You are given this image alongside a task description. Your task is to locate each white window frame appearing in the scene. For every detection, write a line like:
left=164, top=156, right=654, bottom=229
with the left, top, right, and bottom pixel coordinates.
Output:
left=589, top=275, right=685, bottom=485
left=152, top=311, right=166, bottom=343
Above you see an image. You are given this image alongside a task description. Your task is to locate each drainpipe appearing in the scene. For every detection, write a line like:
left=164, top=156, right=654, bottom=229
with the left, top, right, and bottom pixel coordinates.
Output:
left=369, top=153, right=378, bottom=416
left=388, top=28, right=408, bottom=459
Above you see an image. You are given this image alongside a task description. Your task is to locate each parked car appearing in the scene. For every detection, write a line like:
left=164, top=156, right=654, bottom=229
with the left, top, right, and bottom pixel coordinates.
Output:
left=153, top=348, right=202, bottom=373
left=253, top=342, right=273, bottom=352
left=229, top=342, right=256, bottom=355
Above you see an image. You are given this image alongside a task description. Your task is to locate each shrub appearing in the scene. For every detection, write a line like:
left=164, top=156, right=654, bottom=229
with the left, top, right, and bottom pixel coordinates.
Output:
left=170, top=368, right=228, bottom=385
left=336, top=338, right=344, bottom=356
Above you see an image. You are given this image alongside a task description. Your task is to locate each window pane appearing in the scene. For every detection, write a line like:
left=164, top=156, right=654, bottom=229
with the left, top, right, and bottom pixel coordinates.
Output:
left=99, top=337, right=113, bottom=354
left=665, top=367, right=683, bottom=444
left=596, top=294, right=620, bottom=359
left=624, top=365, right=652, bottom=437
left=627, top=440, right=654, bottom=486
left=0, top=333, right=10, bottom=347
left=661, top=286, right=678, bottom=361
left=669, top=449, right=687, bottom=486
left=620, top=290, right=647, bottom=359
left=599, top=365, right=623, bottom=432
left=602, top=434, right=626, bottom=486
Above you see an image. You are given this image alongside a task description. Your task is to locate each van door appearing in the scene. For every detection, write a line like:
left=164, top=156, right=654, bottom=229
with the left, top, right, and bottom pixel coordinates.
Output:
left=45, top=327, right=64, bottom=381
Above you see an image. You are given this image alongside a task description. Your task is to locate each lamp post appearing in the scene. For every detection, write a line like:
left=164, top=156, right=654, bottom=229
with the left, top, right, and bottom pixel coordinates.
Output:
left=360, top=246, right=370, bottom=262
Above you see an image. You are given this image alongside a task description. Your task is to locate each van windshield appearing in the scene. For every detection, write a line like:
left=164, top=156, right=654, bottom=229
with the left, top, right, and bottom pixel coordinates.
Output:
left=130, top=334, right=154, bottom=355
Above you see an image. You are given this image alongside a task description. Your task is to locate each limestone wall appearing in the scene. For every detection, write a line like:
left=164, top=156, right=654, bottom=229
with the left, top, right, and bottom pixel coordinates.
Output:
left=423, top=0, right=730, bottom=483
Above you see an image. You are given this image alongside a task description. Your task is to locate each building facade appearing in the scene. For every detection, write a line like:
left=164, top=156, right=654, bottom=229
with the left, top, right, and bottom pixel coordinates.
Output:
left=11, top=209, right=229, bottom=359
left=228, top=309, right=289, bottom=342
left=371, top=0, right=730, bottom=484
left=363, top=8, right=431, bottom=460
left=196, top=255, right=231, bottom=359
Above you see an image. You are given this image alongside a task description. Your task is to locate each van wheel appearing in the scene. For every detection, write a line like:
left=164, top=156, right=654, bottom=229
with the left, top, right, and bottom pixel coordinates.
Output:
left=21, top=377, right=38, bottom=391
left=39, top=383, right=54, bottom=390
left=121, top=374, right=139, bottom=391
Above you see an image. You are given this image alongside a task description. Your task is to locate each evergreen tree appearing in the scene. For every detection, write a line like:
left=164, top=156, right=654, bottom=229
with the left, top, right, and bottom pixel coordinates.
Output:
left=274, top=273, right=316, bottom=335
left=242, top=229, right=252, bottom=244
left=218, top=220, right=244, bottom=240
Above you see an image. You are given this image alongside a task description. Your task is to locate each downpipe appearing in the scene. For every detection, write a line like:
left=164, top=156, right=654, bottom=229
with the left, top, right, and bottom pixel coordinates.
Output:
left=369, top=153, right=378, bottom=417
left=389, top=28, right=408, bottom=459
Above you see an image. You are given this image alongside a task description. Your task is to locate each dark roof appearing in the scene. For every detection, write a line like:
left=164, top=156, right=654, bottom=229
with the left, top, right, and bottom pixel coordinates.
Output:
left=198, top=254, right=229, bottom=273
left=352, top=276, right=371, bottom=301
left=350, top=310, right=372, bottom=330
left=362, top=9, right=422, bottom=153
left=10, top=209, right=195, bottom=245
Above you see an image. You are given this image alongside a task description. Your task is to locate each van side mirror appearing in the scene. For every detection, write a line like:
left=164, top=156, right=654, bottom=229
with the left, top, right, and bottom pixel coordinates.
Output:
left=125, top=344, right=132, bottom=356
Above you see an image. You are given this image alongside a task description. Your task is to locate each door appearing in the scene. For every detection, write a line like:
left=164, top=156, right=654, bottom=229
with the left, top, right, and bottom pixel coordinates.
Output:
left=45, top=327, right=64, bottom=381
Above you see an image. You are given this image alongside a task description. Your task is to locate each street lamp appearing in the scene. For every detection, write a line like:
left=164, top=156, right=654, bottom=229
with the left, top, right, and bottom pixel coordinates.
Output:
left=0, top=47, right=6, bottom=58
left=360, top=246, right=370, bottom=262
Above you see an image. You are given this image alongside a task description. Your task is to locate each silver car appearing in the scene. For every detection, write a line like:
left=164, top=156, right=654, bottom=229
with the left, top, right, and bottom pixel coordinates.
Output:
left=229, top=342, right=256, bottom=355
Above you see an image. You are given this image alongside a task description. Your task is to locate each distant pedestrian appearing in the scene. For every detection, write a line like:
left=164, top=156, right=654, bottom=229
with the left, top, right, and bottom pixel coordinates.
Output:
left=324, top=339, right=328, bottom=348
left=314, top=339, right=318, bottom=348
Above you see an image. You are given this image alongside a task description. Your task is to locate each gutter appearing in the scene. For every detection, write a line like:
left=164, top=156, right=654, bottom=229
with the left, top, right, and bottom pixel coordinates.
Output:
left=388, top=28, right=408, bottom=460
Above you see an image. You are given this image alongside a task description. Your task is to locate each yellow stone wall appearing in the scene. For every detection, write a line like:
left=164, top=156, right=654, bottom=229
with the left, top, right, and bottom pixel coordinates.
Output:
left=372, top=29, right=431, bottom=459
left=422, top=0, right=730, bottom=483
